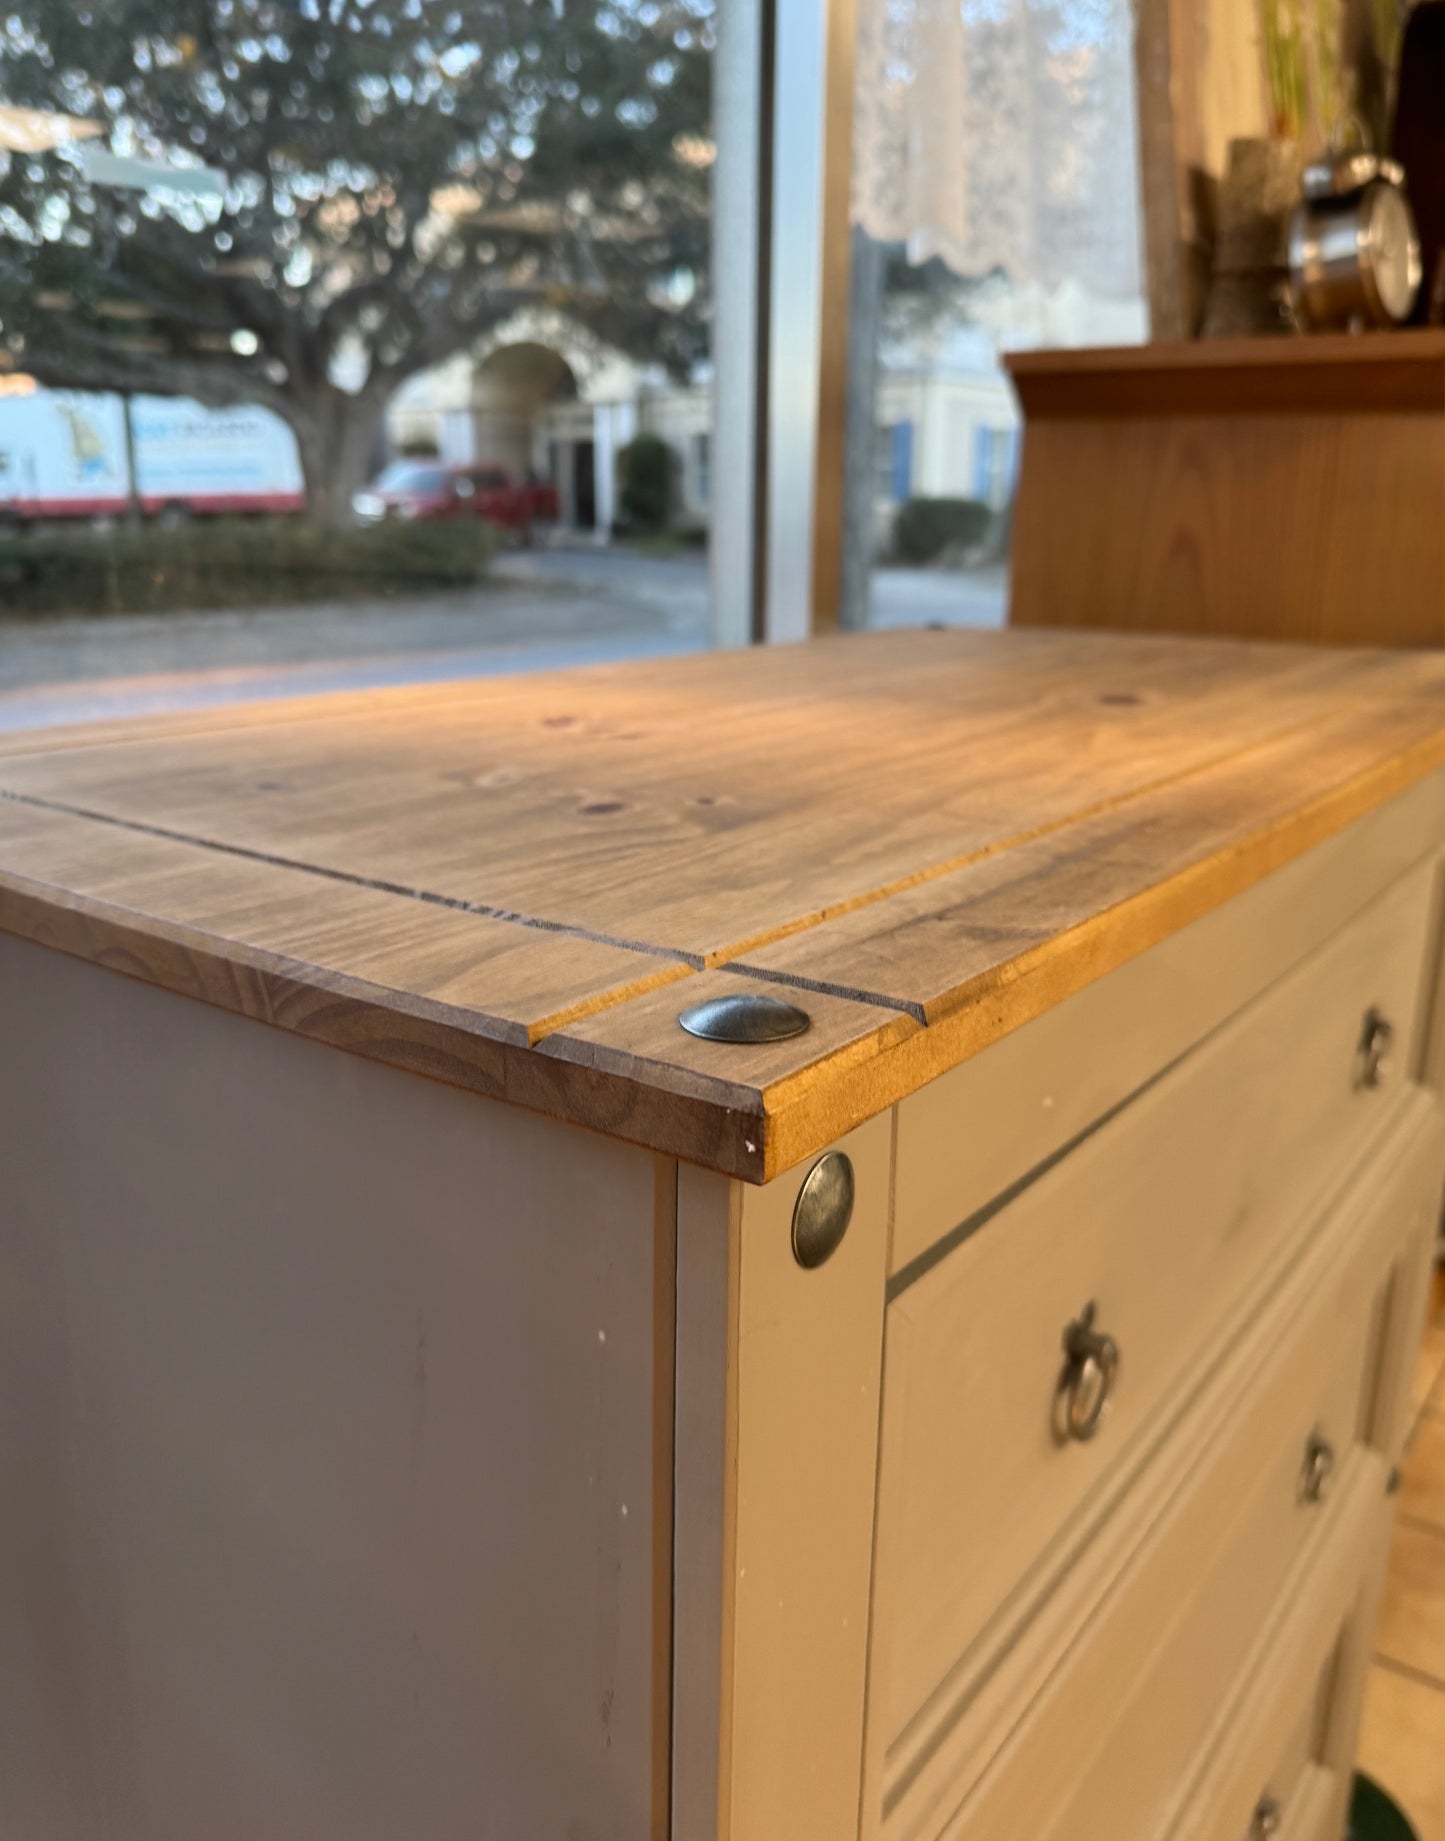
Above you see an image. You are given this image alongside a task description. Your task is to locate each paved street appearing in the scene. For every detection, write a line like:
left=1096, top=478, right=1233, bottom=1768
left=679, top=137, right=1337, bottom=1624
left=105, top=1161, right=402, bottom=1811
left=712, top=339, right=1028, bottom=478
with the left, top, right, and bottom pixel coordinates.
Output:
left=0, top=546, right=1006, bottom=731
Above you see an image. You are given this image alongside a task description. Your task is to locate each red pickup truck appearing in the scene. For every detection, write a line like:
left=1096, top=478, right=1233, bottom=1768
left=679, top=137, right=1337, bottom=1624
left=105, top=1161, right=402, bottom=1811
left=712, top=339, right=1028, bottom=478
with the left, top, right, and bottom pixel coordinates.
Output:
left=353, top=461, right=559, bottom=531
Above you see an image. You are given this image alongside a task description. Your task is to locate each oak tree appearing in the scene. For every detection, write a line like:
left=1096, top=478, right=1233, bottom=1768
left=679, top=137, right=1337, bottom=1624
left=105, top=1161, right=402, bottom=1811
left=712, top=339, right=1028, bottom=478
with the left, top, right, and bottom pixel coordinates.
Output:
left=0, top=0, right=711, bottom=522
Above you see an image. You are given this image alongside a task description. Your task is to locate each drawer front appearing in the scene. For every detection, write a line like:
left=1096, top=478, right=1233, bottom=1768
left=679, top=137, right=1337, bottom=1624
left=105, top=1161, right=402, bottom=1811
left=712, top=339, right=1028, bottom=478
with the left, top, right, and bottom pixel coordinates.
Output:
left=1267, top=1767, right=1348, bottom=1841
left=1166, top=1522, right=1384, bottom=1841
left=868, top=1099, right=1445, bottom=1841
left=1180, top=1657, right=1342, bottom=1841
left=868, top=859, right=1437, bottom=1756
left=1036, top=1457, right=1381, bottom=1841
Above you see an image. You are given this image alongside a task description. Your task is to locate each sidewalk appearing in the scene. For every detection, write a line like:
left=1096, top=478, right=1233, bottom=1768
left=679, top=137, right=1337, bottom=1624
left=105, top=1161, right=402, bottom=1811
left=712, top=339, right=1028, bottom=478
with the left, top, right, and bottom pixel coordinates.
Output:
left=0, top=547, right=1007, bottom=732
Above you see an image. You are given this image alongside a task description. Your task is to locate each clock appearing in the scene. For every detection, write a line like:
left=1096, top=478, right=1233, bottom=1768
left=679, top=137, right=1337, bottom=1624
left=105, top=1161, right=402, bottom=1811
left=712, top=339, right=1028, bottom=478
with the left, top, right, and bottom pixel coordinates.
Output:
left=1288, top=150, right=1423, bottom=331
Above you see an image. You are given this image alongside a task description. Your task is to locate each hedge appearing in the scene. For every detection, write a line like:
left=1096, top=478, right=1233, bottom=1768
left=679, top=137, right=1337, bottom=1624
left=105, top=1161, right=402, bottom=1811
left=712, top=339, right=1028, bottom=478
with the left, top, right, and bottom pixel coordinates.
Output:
left=891, top=496, right=994, bottom=566
left=0, top=517, right=497, bottom=618
left=616, top=432, right=677, bottom=531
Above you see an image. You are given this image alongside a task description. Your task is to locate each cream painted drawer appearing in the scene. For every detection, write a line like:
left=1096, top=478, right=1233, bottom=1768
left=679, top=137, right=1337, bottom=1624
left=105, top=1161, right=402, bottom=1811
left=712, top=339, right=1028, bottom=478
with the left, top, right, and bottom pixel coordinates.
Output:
left=1171, top=1616, right=1350, bottom=1841
left=865, top=1098, right=1444, bottom=1841
left=1263, top=1767, right=1349, bottom=1841
left=1027, top=1458, right=1382, bottom=1841
left=1165, top=1517, right=1384, bottom=1841
left=865, top=858, right=1437, bottom=1767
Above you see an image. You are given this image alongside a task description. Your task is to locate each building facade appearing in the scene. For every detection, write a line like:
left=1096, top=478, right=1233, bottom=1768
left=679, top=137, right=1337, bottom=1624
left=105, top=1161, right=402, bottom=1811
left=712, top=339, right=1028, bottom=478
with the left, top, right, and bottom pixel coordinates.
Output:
left=382, top=270, right=1150, bottom=544
left=384, top=308, right=1031, bottom=546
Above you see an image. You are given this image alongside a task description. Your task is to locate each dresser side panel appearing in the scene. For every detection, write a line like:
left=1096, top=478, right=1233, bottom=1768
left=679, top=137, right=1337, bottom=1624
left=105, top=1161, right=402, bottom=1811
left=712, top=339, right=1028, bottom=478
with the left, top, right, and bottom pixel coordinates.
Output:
left=0, top=935, right=668, bottom=1841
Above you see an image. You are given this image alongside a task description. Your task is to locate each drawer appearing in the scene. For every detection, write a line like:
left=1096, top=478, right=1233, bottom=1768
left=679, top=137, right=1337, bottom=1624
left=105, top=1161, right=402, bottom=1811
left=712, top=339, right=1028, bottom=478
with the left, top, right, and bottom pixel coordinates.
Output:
left=1262, top=1767, right=1349, bottom=1841
left=865, top=1099, right=1444, bottom=1841
left=1031, top=1461, right=1380, bottom=1841
left=866, top=858, right=1437, bottom=1761
left=1166, top=1525, right=1380, bottom=1841
left=1175, top=1633, right=1345, bottom=1841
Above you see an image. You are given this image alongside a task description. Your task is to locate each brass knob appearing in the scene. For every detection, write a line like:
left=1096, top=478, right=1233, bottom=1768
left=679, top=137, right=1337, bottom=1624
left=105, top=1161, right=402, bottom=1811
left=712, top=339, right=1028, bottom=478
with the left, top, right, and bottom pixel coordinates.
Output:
left=1300, top=1428, right=1336, bottom=1504
left=1357, top=1007, right=1395, bottom=1090
left=1055, top=1302, right=1120, bottom=1444
left=1251, top=1794, right=1283, bottom=1840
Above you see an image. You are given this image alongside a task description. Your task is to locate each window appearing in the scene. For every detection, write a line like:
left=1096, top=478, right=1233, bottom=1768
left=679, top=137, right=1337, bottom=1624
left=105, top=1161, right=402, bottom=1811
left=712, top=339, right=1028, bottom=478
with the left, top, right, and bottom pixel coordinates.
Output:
left=0, top=3, right=717, bottom=717
left=840, top=0, right=1147, bottom=625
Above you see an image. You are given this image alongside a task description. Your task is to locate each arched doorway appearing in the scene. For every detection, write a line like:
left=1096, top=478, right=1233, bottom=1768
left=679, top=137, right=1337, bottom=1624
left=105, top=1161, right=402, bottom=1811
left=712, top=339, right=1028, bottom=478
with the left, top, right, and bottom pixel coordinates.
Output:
left=470, top=343, right=591, bottom=526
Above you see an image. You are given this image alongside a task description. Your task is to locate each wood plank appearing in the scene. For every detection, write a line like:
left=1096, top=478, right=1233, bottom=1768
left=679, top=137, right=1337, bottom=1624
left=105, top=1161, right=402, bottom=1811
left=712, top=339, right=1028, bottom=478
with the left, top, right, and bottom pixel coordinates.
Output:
left=0, top=799, right=687, bottom=1049
left=1009, top=411, right=1445, bottom=646
left=885, top=769, right=1445, bottom=1275
left=1007, top=331, right=1445, bottom=417
left=0, top=635, right=1422, bottom=964
left=540, top=972, right=919, bottom=1185
left=4, top=630, right=1445, bottom=1178
left=736, top=693, right=1445, bottom=1020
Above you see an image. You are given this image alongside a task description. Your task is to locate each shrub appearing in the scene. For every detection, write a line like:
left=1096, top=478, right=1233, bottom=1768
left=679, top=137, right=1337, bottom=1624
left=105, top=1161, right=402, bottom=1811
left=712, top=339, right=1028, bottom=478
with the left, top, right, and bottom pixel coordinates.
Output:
left=616, top=432, right=677, bottom=531
left=0, top=517, right=497, bottom=618
left=891, top=496, right=994, bottom=566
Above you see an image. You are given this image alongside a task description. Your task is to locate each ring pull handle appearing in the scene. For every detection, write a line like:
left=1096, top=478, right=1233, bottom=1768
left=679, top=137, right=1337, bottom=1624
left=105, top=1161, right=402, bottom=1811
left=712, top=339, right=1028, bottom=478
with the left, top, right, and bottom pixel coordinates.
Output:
left=1054, top=1302, right=1120, bottom=1444
left=1356, top=1007, right=1395, bottom=1090
left=1300, top=1428, right=1336, bottom=1504
left=1251, top=1793, right=1283, bottom=1840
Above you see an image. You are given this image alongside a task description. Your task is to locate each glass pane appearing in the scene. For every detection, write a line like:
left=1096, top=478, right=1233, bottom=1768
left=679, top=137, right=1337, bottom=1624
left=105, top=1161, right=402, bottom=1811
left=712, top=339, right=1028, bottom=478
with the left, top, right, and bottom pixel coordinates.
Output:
left=844, top=0, right=1148, bottom=632
left=0, top=1, right=715, bottom=728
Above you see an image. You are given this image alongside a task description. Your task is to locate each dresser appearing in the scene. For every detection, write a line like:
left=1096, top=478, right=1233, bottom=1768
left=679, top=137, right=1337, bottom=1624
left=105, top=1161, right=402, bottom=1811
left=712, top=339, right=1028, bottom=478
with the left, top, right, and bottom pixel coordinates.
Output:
left=1, top=629, right=1444, bottom=1841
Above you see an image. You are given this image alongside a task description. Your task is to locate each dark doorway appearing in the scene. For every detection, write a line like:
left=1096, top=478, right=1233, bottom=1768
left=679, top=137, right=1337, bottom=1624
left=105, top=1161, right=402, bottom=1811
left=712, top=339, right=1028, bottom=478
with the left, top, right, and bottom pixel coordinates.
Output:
left=573, top=439, right=596, bottom=530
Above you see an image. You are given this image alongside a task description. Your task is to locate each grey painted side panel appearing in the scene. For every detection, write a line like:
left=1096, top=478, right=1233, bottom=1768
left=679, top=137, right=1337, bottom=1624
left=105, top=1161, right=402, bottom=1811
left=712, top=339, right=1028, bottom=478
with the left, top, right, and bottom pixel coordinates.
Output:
left=0, top=934, right=661, bottom=1841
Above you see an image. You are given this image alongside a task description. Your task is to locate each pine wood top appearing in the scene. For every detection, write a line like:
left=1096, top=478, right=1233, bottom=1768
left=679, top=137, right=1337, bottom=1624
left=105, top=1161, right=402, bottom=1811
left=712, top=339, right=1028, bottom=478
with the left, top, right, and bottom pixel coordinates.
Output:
left=4, top=628, right=1445, bottom=1181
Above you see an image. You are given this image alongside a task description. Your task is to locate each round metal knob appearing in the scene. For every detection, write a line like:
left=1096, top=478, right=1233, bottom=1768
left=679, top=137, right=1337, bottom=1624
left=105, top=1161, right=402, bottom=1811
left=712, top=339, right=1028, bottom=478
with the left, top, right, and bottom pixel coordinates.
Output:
left=1251, top=1793, right=1283, bottom=1840
left=1054, top=1302, right=1120, bottom=1444
left=1356, top=1007, right=1395, bottom=1090
left=1300, top=1428, right=1336, bottom=1504
left=679, top=991, right=811, bottom=1044
left=791, top=1152, right=855, bottom=1270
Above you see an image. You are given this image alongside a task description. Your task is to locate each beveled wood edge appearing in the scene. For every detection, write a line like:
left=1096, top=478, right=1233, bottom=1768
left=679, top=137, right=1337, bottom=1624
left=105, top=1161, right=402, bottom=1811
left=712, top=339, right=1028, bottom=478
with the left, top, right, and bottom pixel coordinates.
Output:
left=1006, top=331, right=1445, bottom=418
left=5, top=731, right=1445, bottom=1185
left=0, top=867, right=770, bottom=1181
left=753, top=738, right=1445, bottom=1179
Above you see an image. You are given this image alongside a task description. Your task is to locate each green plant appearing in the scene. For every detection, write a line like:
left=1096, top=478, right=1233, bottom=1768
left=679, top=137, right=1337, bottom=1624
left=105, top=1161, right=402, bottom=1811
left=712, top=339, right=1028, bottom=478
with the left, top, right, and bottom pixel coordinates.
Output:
left=0, top=517, right=497, bottom=618
left=616, top=433, right=678, bottom=531
left=891, top=497, right=993, bottom=566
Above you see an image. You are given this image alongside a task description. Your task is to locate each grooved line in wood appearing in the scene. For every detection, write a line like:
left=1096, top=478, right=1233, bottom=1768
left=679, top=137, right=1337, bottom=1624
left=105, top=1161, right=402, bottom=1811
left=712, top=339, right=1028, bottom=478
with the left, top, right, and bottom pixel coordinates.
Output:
left=883, top=1049, right=1184, bottom=1301
left=697, top=698, right=1367, bottom=971
left=0, top=679, right=1368, bottom=1023
left=0, top=785, right=709, bottom=972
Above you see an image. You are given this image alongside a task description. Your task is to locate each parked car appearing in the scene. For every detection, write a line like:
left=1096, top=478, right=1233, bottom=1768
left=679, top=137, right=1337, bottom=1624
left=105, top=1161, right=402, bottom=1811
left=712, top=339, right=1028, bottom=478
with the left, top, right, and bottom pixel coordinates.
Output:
left=353, top=460, right=558, bottom=531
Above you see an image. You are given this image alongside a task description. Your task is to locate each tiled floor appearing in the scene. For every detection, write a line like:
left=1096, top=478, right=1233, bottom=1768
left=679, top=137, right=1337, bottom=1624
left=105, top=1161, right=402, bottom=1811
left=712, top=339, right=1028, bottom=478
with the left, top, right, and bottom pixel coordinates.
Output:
left=1358, top=1266, right=1445, bottom=1840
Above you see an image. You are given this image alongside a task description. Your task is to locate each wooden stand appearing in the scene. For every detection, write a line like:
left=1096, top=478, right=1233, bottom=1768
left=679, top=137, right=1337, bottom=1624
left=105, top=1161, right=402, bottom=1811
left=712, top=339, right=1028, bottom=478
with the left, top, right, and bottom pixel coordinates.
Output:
left=1007, top=333, right=1445, bottom=647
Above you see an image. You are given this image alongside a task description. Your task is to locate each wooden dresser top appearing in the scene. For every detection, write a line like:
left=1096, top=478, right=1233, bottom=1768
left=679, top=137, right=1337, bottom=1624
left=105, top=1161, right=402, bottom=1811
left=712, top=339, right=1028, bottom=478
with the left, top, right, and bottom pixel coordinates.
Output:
left=4, top=627, right=1445, bottom=1181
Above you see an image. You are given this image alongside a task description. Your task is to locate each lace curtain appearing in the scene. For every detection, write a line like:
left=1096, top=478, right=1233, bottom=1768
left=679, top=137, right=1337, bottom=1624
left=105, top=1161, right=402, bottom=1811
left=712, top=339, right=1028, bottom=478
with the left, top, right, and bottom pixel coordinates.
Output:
left=852, top=0, right=1145, bottom=301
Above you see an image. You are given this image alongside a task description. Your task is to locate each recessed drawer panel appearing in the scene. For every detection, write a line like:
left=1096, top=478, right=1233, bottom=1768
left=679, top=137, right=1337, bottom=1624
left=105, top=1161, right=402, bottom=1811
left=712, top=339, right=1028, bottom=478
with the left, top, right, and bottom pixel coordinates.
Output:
left=1031, top=1462, right=1380, bottom=1841
left=867, top=859, right=1437, bottom=1763
left=865, top=1095, right=1445, bottom=1841
left=1165, top=1528, right=1376, bottom=1841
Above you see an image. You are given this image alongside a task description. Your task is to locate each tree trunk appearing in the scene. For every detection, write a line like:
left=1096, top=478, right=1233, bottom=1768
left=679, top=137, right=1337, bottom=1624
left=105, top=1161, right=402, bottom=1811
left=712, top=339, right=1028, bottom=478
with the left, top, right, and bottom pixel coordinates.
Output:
left=287, top=385, right=389, bottom=530
left=839, top=228, right=886, bottom=632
